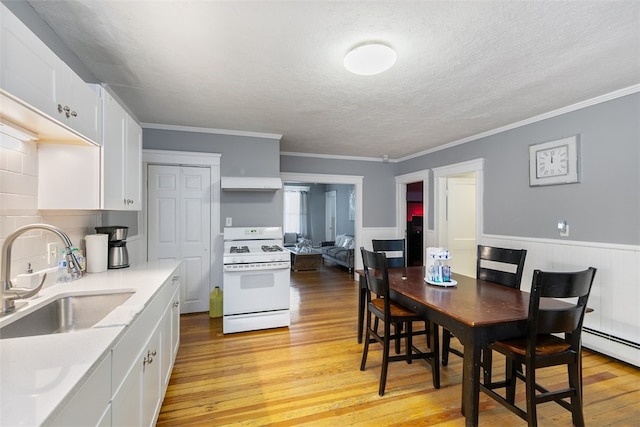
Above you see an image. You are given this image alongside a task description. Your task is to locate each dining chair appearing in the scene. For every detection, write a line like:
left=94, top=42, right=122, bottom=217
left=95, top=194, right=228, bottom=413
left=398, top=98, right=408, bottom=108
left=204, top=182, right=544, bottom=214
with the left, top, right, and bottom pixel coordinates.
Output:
left=442, top=245, right=527, bottom=367
left=360, top=247, right=439, bottom=396
left=372, top=239, right=406, bottom=268
left=480, top=267, right=597, bottom=426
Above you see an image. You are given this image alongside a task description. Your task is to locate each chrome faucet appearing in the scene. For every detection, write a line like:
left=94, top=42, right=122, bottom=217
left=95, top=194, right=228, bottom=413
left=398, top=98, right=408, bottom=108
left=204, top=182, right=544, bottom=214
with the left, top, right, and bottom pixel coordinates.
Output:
left=1, top=223, right=83, bottom=315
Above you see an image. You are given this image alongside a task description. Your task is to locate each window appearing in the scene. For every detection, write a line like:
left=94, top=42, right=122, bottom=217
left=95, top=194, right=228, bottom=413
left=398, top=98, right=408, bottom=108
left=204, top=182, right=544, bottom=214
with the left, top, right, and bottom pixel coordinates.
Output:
left=283, top=186, right=310, bottom=235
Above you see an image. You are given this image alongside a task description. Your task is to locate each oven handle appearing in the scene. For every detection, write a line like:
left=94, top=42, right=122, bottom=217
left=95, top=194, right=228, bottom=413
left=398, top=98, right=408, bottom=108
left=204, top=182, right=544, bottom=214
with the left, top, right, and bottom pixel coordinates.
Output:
left=224, top=262, right=290, bottom=272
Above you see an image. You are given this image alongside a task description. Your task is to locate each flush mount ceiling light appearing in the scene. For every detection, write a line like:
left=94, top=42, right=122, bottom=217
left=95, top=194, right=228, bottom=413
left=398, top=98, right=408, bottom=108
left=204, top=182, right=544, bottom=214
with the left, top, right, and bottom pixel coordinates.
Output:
left=344, top=43, right=396, bottom=76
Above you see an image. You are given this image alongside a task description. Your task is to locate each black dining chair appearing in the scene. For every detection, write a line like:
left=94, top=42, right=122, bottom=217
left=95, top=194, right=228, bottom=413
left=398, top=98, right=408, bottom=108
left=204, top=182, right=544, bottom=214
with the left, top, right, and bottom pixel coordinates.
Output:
left=480, top=267, right=597, bottom=426
left=360, top=247, right=439, bottom=396
left=442, top=245, right=527, bottom=381
left=372, top=239, right=406, bottom=268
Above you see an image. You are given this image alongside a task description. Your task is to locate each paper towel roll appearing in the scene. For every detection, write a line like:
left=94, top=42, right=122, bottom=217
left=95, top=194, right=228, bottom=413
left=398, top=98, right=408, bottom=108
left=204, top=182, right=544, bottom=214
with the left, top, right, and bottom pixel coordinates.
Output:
left=86, top=234, right=108, bottom=273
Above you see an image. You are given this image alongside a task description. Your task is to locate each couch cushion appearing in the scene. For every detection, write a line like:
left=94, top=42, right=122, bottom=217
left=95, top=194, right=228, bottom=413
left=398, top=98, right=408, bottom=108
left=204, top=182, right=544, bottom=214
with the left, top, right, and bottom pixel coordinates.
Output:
left=284, top=232, right=298, bottom=245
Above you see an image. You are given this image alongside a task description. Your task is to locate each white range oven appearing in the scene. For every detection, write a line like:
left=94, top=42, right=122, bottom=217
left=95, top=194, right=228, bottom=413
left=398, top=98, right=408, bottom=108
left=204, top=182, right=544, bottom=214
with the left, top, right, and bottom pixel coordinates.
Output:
left=222, top=226, right=291, bottom=334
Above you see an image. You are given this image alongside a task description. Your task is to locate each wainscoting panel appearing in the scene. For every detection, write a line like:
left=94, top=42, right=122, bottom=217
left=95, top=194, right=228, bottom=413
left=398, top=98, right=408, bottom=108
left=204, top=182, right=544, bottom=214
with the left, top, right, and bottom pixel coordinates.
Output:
left=481, top=234, right=640, bottom=367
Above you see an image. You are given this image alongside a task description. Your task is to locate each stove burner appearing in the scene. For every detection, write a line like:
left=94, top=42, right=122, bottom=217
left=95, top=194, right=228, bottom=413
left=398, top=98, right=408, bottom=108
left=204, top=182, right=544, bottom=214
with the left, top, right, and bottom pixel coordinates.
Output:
left=261, top=245, right=283, bottom=252
left=230, top=246, right=250, bottom=253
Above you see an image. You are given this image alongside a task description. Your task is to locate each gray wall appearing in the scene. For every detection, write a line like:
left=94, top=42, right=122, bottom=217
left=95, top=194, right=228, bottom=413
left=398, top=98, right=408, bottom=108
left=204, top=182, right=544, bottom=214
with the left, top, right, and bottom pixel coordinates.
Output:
left=398, top=93, right=640, bottom=245
left=280, top=156, right=397, bottom=227
left=144, top=128, right=283, bottom=230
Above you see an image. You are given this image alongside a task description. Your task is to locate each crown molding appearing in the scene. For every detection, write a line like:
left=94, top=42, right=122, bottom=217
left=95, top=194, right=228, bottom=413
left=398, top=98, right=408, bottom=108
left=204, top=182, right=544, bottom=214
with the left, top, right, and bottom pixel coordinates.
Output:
left=141, top=122, right=282, bottom=140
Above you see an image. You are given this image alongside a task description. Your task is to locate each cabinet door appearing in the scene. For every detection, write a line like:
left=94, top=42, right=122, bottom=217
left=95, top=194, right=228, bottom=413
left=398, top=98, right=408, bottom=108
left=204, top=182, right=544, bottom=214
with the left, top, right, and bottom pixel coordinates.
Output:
left=55, top=59, right=101, bottom=145
left=171, top=280, right=181, bottom=360
left=142, top=324, right=162, bottom=427
left=102, top=90, right=126, bottom=209
left=124, top=114, right=142, bottom=210
left=112, top=357, right=142, bottom=427
left=0, top=4, right=57, bottom=118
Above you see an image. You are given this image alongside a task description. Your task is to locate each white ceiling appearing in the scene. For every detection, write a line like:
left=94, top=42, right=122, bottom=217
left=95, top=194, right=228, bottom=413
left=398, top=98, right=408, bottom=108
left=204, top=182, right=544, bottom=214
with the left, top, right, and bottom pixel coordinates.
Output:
left=29, top=1, right=640, bottom=160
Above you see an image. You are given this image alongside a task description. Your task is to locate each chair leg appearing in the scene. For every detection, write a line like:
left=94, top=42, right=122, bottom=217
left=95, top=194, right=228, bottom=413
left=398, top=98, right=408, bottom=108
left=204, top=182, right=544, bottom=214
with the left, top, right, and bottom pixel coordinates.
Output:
left=394, top=322, right=402, bottom=354
left=568, top=361, right=585, bottom=426
left=525, top=361, right=537, bottom=427
left=360, top=313, right=372, bottom=371
left=442, top=329, right=451, bottom=366
left=505, top=356, right=517, bottom=404
left=379, top=320, right=391, bottom=396
left=406, top=321, right=413, bottom=364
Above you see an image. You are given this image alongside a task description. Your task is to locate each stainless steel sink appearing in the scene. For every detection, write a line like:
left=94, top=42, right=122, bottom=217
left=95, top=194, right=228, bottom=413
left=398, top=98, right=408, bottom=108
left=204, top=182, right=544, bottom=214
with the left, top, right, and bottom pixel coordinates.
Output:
left=0, top=292, right=134, bottom=339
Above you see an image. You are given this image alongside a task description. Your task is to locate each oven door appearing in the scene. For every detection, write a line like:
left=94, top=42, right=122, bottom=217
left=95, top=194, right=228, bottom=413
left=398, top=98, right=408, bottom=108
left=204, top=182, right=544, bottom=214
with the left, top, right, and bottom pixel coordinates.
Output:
left=223, top=265, right=290, bottom=315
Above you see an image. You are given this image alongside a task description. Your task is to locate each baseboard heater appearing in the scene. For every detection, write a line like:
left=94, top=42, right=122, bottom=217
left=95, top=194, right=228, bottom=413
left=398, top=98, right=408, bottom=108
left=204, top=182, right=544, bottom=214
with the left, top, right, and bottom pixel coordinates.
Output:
left=583, top=327, right=640, bottom=350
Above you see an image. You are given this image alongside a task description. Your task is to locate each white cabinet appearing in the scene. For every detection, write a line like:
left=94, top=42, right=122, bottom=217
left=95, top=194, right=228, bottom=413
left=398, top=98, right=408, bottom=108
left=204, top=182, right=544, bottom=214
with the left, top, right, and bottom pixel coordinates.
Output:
left=0, top=3, right=57, bottom=118
left=37, top=143, right=101, bottom=209
left=162, top=276, right=181, bottom=389
left=0, top=4, right=100, bottom=145
left=37, top=89, right=142, bottom=210
left=111, top=273, right=180, bottom=427
left=54, top=59, right=101, bottom=144
left=102, top=89, right=142, bottom=210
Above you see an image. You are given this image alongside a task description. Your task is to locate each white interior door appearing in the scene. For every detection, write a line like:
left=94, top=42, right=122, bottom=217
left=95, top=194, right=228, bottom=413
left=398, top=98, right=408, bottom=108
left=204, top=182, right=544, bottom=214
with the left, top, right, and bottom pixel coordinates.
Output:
left=325, top=190, right=336, bottom=241
left=441, top=174, right=477, bottom=277
left=148, top=165, right=211, bottom=313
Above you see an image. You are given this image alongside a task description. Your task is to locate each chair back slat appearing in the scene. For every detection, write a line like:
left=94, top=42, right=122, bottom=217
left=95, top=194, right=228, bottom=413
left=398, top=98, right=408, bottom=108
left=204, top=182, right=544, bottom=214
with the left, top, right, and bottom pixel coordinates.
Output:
left=372, top=239, right=405, bottom=269
left=361, top=247, right=390, bottom=301
left=528, top=268, right=597, bottom=338
left=476, top=245, right=527, bottom=289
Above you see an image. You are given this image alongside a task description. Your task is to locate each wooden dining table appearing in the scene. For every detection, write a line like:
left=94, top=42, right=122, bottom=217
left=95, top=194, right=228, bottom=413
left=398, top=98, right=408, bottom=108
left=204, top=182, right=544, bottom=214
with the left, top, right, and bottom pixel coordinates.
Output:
left=356, top=266, right=553, bottom=427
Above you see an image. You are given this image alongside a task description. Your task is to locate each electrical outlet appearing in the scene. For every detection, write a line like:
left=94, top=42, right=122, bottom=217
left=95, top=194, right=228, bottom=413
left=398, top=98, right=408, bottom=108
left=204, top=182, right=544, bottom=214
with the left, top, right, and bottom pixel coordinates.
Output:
left=226, top=217, right=232, bottom=226
left=47, top=242, right=60, bottom=265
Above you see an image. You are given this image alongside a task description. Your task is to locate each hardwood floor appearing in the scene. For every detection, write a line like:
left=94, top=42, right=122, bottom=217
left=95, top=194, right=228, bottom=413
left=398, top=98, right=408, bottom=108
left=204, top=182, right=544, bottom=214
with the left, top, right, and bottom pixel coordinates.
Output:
left=158, top=265, right=640, bottom=426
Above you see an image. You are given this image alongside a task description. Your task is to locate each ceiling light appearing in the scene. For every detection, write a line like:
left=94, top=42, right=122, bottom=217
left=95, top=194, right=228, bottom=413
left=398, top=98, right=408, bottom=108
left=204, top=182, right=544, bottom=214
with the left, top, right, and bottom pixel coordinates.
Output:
left=344, top=43, right=397, bottom=76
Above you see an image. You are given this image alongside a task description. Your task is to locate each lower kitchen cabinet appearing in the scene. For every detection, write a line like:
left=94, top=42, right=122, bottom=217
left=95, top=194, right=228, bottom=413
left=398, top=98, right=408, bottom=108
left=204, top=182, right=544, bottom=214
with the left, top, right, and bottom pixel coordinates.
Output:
left=111, top=273, right=180, bottom=427
left=112, top=324, right=162, bottom=427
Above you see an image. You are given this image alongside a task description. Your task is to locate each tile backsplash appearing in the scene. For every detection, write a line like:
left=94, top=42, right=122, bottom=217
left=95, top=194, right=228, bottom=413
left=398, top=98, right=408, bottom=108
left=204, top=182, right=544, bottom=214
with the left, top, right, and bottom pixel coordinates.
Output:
left=0, top=135, right=100, bottom=285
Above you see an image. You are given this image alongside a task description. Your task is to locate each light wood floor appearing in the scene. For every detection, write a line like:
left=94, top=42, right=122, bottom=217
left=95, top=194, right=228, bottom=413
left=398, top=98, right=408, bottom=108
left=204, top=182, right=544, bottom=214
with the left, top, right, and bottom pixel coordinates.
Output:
left=158, top=264, right=640, bottom=426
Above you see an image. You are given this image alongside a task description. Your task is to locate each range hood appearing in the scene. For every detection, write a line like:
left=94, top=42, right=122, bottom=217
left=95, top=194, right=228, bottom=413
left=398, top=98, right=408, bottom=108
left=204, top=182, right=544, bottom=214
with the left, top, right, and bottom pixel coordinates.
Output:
left=221, top=176, right=283, bottom=191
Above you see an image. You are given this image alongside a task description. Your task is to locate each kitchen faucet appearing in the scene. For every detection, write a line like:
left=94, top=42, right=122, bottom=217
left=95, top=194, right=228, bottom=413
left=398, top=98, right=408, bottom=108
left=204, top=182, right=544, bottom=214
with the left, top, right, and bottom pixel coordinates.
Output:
left=1, top=223, right=83, bottom=315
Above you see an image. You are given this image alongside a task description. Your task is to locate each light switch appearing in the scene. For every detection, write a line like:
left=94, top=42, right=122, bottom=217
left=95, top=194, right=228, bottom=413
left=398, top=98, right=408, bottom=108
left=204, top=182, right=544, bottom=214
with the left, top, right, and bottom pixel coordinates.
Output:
left=225, top=217, right=232, bottom=226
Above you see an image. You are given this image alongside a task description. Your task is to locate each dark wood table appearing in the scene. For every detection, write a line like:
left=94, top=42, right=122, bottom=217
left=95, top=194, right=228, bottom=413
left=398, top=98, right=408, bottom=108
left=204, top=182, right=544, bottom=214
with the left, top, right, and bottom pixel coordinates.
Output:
left=356, top=267, right=541, bottom=426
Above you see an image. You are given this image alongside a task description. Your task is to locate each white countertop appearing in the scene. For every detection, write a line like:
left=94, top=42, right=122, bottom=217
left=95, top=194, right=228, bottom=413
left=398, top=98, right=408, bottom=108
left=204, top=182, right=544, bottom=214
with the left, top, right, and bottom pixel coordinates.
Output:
left=0, top=260, right=181, bottom=427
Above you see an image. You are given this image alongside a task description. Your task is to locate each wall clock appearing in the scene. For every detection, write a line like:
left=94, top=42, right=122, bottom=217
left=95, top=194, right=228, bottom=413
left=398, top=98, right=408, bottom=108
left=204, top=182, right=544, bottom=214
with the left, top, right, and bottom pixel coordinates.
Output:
left=529, top=135, right=580, bottom=186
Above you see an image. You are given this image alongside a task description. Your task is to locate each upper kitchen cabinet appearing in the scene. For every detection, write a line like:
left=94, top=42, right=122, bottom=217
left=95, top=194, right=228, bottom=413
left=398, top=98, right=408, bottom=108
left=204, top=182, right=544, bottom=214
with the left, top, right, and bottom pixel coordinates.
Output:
left=0, top=4, right=100, bottom=146
left=102, top=89, right=142, bottom=210
left=53, top=60, right=101, bottom=144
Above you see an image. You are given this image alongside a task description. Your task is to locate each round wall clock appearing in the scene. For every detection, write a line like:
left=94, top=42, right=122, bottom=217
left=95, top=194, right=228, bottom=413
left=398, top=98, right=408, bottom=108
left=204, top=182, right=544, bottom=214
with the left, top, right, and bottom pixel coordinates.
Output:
left=529, top=135, right=580, bottom=186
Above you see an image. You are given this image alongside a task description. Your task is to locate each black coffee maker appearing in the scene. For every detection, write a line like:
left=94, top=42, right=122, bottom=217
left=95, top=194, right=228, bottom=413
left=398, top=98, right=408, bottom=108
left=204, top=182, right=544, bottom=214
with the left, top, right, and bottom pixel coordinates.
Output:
left=95, top=226, right=129, bottom=268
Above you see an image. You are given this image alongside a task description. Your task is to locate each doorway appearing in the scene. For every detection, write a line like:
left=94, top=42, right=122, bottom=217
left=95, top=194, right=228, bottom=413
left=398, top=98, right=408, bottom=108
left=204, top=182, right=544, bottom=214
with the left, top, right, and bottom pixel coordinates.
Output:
left=280, top=172, right=363, bottom=271
left=434, top=159, right=484, bottom=278
left=406, top=181, right=424, bottom=266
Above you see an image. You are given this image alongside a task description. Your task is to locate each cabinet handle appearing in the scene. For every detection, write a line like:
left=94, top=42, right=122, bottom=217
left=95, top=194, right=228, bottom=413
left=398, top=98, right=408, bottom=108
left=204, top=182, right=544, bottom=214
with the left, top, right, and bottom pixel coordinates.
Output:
left=142, top=349, right=158, bottom=371
left=57, top=104, right=63, bottom=113
left=70, top=110, right=77, bottom=117
left=173, top=301, right=180, bottom=308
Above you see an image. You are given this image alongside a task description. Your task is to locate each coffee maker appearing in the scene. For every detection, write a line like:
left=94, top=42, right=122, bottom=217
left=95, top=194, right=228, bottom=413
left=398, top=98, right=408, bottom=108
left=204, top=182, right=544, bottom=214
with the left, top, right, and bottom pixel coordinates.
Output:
left=95, top=226, right=129, bottom=268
